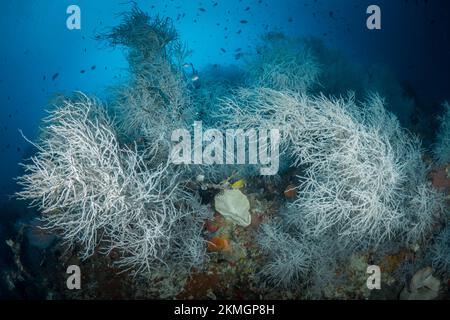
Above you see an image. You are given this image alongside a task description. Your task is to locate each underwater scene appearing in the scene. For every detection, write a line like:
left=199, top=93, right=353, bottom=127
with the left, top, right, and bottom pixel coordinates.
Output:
left=1, top=0, right=450, bottom=302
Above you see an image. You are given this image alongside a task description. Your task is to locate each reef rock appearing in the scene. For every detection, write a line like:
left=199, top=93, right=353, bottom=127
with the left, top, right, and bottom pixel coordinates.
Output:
left=214, top=189, right=251, bottom=227
left=400, top=267, right=440, bottom=300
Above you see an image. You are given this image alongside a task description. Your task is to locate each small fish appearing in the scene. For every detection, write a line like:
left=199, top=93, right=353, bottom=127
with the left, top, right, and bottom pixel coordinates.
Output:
left=235, top=53, right=244, bottom=60
left=182, top=63, right=191, bottom=68
left=91, top=65, right=96, bottom=70
left=231, top=179, right=245, bottom=189
left=213, top=2, right=218, bottom=6
left=192, top=74, right=199, bottom=81
left=199, top=8, right=206, bottom=12
left=240, top=20, right=248, bottom=24
left=80, top=69, right=85, bottom=74
left=220, top=48, right=226, bottom=53
left=245, top=7, right=250, bottom=11
left=52, top=73, right=59, bottom=80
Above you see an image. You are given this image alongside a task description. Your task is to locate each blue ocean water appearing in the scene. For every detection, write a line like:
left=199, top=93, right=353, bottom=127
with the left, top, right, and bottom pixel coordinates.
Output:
left=0, top=0, right=449, bottom=299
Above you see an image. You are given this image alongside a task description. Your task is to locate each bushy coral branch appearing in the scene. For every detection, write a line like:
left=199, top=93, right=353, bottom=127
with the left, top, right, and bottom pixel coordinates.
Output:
left=16, top=93, right=209, bottom=278
left=433, top=102, right=450, bottom=165
left=246, top=33, right=321, bottom=93
left=221, top=87, right=445, bottom=290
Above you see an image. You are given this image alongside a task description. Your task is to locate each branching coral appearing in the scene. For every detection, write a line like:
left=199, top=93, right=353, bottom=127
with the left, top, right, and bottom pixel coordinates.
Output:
left=433, top=102, right=450, bottom=165
left=16, top=93, right=209, bottom=280
left=288, top=93, right=443, bottom=247
left=106, top=186, right=209, bottom=278
left=246, top=32, right=321, bottom=93
left=218, top=88, right=307, bottom=154
left=105, top=6, right=245, bottom=188
left=256, top=219, right=312, bottom=287
left=257, top=215, right=341, bottom=296
left=17, top=94, right=124, bottom=258
left=112, top=74, right=192, bottom=151
left=107, top=6, right=194, bottom=169
left=430, top=226, right=450, bottom=276
left=104, top=5, right=177, bottom=60
left=241, top=32, right=418, bottom=134
left=221, top=87, right=445, bottom=291
left=192, top=64, right=245, bottom=128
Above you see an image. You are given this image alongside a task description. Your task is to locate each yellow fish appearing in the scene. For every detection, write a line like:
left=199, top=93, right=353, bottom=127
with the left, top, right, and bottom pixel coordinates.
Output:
left=231, top=179, right=245, bottom=189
